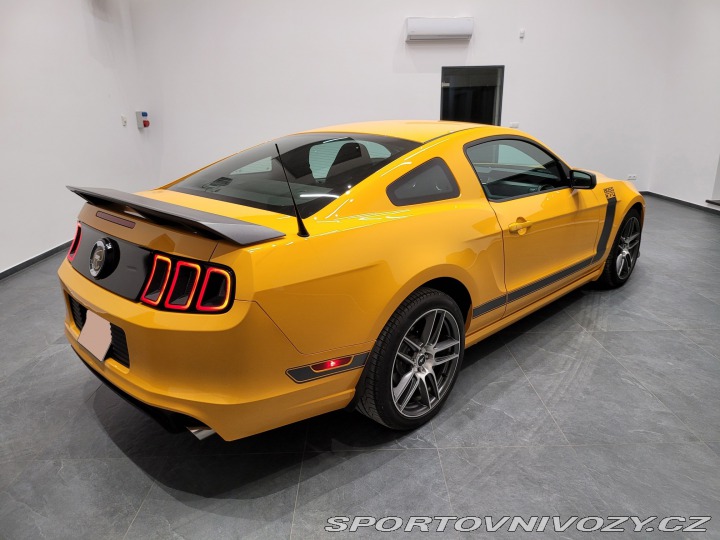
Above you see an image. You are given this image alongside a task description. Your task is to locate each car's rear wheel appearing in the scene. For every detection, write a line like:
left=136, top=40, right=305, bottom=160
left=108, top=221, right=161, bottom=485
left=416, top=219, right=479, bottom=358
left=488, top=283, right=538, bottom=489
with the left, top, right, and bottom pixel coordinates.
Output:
left=597, top=208, right=642, bottom=288
left=356, top=288, right=464, bottom=430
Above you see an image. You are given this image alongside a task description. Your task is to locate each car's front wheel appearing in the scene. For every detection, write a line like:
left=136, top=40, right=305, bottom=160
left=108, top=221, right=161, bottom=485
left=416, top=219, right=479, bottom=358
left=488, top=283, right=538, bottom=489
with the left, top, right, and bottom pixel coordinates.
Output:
left=597, top=207, right=642, bottom=288
left=356, top=288, right=464, bottom=430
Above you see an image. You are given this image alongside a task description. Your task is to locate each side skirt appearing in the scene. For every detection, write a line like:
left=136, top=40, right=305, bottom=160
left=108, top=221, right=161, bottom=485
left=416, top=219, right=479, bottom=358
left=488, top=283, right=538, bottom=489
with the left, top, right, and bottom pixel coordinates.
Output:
left=464, top=264, right=603, bottom=348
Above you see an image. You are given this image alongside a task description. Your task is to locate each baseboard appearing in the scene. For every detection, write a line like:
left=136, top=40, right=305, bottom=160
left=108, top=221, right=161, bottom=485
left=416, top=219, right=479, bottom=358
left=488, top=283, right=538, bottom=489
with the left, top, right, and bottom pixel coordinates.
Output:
left=0, top=241, right=71, bottom=282
left=640, top=191, right=720, bottom=216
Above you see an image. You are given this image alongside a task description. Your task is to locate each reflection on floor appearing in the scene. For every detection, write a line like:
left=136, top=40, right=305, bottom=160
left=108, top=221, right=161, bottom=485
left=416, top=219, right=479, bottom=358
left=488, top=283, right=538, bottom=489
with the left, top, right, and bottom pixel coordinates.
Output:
left=1, top=196, right=720, bottom=539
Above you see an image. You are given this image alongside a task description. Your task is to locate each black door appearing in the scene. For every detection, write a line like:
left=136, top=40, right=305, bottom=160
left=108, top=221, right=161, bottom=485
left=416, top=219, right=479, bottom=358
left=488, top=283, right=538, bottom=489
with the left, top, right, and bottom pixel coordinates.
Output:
left=441, top=66, right=504, bottom=125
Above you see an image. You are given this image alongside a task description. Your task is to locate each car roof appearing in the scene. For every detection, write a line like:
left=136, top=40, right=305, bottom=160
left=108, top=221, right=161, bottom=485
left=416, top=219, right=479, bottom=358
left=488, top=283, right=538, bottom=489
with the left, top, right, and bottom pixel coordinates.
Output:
left=300, top=120, right=514, bottom=143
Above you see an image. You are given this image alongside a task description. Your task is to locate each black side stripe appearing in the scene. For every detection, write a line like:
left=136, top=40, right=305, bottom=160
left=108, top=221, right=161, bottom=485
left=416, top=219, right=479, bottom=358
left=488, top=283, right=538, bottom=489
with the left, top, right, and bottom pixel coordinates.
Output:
left=471, top=195, right=617, bottom=318
left=592, top=195, right=617, bottom=262
left=472, top=295, right=506, bottom=318
left=506, top=257, right=594, bottom=303
left=286, top=352, right=369, bottom=384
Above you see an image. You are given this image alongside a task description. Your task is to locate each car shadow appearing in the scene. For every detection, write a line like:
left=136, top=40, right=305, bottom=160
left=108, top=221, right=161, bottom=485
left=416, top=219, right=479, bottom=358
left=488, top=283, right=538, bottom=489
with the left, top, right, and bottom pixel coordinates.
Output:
left=89, top=283, right=599, bottom=497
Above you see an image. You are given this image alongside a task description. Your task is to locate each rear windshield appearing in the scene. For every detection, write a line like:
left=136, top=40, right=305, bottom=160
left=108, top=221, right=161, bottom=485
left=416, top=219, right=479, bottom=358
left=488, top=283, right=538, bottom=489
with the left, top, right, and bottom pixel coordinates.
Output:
left=168, top=133, right=420, bottom=218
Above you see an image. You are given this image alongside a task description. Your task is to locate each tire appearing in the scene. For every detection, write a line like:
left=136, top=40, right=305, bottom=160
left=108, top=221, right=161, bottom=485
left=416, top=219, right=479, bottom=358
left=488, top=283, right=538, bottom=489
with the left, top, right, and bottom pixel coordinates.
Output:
left=597, top=208, right=642, bottom=288
left=356, top=287, right=465, bottom=430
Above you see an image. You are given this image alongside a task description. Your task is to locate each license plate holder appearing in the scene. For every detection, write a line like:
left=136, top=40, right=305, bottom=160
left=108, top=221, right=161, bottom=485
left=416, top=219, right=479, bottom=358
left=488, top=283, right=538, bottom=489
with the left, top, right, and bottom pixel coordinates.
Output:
left=78, top=310, right=112, bottom=362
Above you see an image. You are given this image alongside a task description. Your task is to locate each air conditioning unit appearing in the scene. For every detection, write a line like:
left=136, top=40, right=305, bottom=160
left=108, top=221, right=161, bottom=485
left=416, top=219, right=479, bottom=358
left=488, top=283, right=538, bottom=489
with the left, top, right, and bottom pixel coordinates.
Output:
left=405, top=17, right=474, bottom=42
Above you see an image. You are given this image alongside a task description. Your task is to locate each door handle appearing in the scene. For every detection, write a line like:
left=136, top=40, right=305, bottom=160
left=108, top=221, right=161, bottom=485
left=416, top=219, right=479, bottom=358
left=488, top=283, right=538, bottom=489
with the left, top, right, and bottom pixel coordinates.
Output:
left=509, top=220, right=533, bottom=233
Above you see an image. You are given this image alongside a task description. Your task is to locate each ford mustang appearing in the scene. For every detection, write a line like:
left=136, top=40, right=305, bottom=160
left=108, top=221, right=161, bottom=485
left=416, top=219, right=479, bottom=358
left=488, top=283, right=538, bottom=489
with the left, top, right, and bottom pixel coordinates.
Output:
left=58, top=121, right=644, bottom=440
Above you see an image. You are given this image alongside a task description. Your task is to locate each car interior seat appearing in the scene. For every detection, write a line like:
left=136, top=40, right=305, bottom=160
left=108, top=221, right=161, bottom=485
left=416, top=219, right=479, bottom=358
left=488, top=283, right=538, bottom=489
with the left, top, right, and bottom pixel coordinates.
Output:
left=325, top=142, right=372, bottom=183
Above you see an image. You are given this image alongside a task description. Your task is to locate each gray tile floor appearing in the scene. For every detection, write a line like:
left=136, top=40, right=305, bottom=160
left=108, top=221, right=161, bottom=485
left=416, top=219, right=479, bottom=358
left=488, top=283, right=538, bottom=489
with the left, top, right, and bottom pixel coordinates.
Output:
left=1, top=196, right=720, bottom=539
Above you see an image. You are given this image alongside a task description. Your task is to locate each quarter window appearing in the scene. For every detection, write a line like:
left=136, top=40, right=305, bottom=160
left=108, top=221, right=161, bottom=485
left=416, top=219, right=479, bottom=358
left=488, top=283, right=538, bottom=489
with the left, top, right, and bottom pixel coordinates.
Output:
left=465, top=139, right=568, bottom=201
left=387, top=158, right=460, bottom=206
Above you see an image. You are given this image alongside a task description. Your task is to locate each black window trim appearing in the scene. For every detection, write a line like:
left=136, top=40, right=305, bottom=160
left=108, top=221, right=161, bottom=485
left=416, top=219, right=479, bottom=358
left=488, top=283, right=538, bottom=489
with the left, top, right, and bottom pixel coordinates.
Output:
left=386, top=157, right=461, bottom=207
left=463, top=135, right=572, bottom=203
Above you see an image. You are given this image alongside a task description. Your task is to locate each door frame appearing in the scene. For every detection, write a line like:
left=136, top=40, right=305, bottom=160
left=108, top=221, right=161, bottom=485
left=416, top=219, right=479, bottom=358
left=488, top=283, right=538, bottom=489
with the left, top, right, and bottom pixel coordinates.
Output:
left=441, top=66, right=505, bottom=126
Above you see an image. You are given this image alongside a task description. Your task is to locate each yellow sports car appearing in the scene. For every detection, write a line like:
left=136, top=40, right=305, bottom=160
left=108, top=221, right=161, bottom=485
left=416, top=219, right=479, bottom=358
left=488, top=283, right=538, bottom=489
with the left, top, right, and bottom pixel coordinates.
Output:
left=58, top=121, right=644, bottom=441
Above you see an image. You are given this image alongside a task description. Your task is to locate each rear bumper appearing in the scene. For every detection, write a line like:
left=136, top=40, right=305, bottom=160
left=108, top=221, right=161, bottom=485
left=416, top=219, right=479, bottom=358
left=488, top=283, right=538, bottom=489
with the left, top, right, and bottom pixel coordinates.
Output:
left=58, top=259, right=372, bottom=440
left=73, top=348, right=201, bottom=433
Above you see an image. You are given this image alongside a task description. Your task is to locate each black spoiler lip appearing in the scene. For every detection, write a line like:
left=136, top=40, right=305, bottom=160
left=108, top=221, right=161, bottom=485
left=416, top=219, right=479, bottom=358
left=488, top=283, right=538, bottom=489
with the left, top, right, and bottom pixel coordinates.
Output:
left=67, top=186, right=286, bottom=246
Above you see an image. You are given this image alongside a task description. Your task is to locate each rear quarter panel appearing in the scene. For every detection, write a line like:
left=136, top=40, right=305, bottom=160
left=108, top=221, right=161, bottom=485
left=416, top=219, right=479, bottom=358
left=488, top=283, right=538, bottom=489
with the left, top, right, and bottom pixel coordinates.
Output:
left=210, top=136, right=505, bottom=355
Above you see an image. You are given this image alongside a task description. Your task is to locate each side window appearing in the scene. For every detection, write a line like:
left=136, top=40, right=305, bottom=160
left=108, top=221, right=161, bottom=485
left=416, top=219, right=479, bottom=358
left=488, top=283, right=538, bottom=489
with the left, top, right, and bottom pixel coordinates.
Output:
left=465, top=139, right=568, bottom=201
left=387, top=158, right=460, bottom=206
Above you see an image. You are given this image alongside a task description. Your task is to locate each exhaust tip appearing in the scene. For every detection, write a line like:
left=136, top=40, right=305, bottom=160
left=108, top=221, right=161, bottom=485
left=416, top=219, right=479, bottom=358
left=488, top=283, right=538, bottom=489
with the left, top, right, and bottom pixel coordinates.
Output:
left=188, top=426, right=216, bottom=440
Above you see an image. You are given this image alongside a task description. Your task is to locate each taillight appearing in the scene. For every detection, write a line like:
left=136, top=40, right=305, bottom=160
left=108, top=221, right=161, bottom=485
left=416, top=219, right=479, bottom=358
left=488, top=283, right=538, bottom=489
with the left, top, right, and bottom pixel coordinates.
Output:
left=140, top=254, right=172, bottom=306
left=164, top=261, right=201, bottom=310
left=196, top=267, right=232, bottom=312
left=139, top=253, right=233, bottom=313
left=67, top=223, right=82, bottom=261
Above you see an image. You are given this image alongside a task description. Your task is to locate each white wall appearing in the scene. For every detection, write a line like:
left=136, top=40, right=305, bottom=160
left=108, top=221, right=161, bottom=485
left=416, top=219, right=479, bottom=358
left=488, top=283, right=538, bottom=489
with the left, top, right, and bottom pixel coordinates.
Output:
left=0, top=0, right=154, bottom=273
left=648, top=0, right=720, bottom=206
left=126, top=0, right=674, bottom=189
left=2, top=0, right=718, bottom=273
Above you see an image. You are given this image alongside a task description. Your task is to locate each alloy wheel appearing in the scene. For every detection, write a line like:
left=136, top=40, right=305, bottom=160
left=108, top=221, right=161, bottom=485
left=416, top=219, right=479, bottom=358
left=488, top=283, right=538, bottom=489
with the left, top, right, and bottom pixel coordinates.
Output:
left=615, top=216, right=641, bottom=280
left=391, top=308, right=461, bottom=418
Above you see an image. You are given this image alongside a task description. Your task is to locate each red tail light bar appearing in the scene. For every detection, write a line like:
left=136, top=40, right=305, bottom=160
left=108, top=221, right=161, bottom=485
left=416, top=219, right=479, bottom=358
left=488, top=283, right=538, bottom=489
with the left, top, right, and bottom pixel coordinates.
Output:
left=164, top=261, right=201, bottom=310
left=140, top=253, right=234, bottom=313
left=196, top=267, right=232, bottom=312
left=67, top=223, right=82, bottom=261
left=139, top=254, right=172, bottom=306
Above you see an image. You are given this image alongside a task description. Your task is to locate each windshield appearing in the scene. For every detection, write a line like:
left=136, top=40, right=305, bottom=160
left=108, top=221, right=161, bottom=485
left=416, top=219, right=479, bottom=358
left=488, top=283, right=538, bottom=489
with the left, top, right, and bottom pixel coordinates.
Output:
left=168, top=133, right=420, bottom=218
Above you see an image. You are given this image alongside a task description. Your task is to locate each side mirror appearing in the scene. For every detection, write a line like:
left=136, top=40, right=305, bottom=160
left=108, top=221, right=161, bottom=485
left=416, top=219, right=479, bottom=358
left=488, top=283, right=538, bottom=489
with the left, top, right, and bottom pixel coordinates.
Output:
left=570, top=169, right=597, bottom=190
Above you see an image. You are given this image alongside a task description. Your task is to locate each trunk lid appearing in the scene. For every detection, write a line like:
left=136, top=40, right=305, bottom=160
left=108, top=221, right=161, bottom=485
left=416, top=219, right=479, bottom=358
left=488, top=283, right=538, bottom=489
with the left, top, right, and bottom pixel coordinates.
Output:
left=68, top=187, right=293, bottom=302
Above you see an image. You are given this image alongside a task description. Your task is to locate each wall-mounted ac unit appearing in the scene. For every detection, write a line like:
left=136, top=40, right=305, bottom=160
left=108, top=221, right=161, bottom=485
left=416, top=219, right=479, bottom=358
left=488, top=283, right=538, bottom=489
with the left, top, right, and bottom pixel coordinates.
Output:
left=405, top=17, right=474, bottom=42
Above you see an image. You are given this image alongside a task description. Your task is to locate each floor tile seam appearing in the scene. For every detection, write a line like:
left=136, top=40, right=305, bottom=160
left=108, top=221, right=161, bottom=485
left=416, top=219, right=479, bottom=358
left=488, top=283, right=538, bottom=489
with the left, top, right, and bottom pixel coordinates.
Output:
left=652, top=272, right=720, bottom=305
left=503, top=341, right=572, bottom=446
left=694, top=258, right=720, bottom=272
left=667, top=324, right=720, bottom=332
left=633, top=305, right=675, bottom=330
left=120, top=477, right=156, bottom=540
left=500, top=329, right=582, bottom=335
left=33, top=449, right=310, bottom=460
left=28, top=456, right=163, bottom=463
left=301, top=441, right=712, bottom=452
left=562, top=305, right=587, bottom=331
left=433, top=440, right=712, bottom=449
left=289, top=424, right=309, bottom=540
left=26, top=441, right=713, bottom=463
left=586, top=328, right=685, bottom=335
left=587, top=333, right=707, bottom=443
left=678, top=331, right=720, bottom=363
left=0, top=458, right=36, bottom=493
left=431, top=419, right=455, bottom=516
left=302, top=448, right=433, bottom=454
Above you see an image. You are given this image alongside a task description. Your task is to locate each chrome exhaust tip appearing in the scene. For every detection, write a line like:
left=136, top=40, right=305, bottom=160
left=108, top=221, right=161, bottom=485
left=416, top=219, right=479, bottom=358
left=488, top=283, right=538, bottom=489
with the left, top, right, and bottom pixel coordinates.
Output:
left=188, top=426, right=216, bottom=440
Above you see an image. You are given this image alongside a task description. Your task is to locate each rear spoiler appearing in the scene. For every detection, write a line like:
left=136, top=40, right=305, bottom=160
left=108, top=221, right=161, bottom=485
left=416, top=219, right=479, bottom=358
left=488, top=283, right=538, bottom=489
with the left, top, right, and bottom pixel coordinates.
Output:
left=67, top=186, right=286, bottom=246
